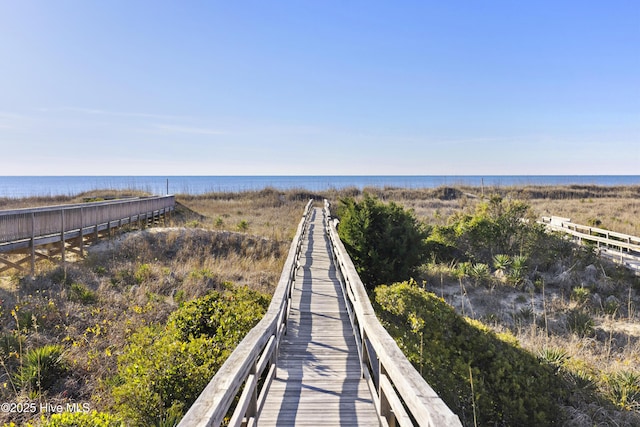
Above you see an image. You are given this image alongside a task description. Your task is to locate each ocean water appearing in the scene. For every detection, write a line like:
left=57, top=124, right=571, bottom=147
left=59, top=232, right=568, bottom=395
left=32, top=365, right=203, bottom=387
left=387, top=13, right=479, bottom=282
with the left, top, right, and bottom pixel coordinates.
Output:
left=1, top=175, right=639, bottom=198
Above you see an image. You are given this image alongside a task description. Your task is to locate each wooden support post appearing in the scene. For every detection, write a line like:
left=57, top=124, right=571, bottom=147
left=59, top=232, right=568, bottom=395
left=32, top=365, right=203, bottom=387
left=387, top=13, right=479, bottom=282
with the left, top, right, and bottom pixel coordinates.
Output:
left=79, top=207, right=84, bottom=257
left=248, top=363, right=258, bottom=422
left=379, top=368, right=394, bottom=427
left=60, top=209, right=66, bottom=263
left=30, top=212, right=35, bottom=276
left=94, top=214, right=99, bottom=243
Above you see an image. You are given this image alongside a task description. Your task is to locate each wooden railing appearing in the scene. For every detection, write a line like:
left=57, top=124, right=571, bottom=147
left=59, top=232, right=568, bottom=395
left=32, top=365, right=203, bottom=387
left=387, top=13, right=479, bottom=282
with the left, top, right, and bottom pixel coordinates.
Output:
left=179, top=199, right=460, bottom=426
left=0, top=196, right=175, bottom=273
left=177, top=199, right=314, bottom=427
left=0, top=196, right=175, bottom=245
left=541, top=216, right=640, bottom=251
left=541, top=216, right=640, bottom=274
left=324, top=200, right=461, bottom=427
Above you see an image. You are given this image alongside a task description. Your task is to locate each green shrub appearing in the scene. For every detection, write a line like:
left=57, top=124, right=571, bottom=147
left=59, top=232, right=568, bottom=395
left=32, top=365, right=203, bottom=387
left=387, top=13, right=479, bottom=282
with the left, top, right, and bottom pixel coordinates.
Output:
left=113, top=285, right=269, bottom=426
left=426, top=196, right=569, bottom=273
left=493, top=254, right=511, bottom=271
left=36, top=410, right=124, bottom=427
left=508, top=255, right=529, bottom=287
left=113, top=328, right=224, bottom=425
left=236, top=219, right=249, bottom=231
left=538, top=347, right=568, bottom=374
left=374, top=280, right=565, bottom=426
left=336, top=194, right=428, bottom=289
left=469, top=263, right=490, bottom=286
left=169, top=286, right=269, bottom=342
left=69, top=283, right=98, bottom=304
left=570, top=286, right=591, bottom=306
left=134, top=263, right=153, bottom=284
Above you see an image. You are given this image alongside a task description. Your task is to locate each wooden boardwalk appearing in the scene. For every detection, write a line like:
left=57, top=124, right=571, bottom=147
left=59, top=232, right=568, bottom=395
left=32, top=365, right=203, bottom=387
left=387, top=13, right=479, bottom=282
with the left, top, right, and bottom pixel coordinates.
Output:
left=259, top=208, right=379, bottom=426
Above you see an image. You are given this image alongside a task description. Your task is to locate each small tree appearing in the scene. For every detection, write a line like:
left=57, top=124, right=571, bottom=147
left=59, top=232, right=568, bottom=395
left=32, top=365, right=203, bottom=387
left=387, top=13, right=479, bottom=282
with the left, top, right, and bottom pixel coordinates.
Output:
left=336, top=194, right=428, bottom=289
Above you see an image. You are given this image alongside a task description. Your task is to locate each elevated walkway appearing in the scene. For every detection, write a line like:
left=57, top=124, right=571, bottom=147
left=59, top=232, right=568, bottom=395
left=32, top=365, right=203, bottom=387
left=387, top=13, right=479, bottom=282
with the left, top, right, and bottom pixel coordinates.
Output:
left=0, top=196, right=175, bottom=274
left=179, top=201, right=460, bottom=427
left=258, top=208, right=379, bottom=425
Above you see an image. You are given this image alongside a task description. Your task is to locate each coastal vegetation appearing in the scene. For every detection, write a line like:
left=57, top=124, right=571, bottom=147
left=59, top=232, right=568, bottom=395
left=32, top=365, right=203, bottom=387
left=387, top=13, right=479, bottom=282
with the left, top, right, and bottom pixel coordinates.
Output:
left=336, top=190, right=640, bottom=426
left=336, top=194, right=427, bottom=289
left=0, top=189, right=303, bottom=426
left=0, top=185, right=638, bottom=426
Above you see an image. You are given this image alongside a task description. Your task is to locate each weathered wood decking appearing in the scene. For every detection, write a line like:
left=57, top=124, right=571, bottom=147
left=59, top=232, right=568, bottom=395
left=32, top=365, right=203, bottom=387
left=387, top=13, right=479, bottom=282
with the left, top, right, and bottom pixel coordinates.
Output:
left=178, top=201, right=460, bottom=427
left=258, top=208, right=379, bottom=425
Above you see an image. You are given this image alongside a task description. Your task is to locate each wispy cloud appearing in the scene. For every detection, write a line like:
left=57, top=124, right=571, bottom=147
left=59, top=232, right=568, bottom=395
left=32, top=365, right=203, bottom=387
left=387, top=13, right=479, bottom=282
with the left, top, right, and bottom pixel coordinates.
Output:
left=0, top=111, right=28, bottom=120
left=154, top=124, right=229, bottom=136
left=37, top=107, right=189, bottom=121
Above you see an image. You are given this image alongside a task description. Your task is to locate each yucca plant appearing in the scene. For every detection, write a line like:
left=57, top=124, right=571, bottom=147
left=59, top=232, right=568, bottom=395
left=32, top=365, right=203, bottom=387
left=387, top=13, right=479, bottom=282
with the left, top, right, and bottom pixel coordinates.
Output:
left=570, top=286, right=591, bottom=306
left=14, top=344, right=66, bottom=393
left=469, top=263, right=490, bottom=286
left=493, top=254, right=511, bottom=272
left=566, top=309, right=594, bottom=337
left=605, top=371, right=640, bottom=411
left=538, top=347, right=568, bottom=373
left=508, top=255, right=528, bottom=287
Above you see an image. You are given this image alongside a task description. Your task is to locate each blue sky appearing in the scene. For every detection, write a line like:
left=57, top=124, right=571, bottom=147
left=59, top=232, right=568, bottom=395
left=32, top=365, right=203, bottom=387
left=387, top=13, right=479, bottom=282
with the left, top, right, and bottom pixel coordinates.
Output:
left=1, top=1, right=638, bottom=175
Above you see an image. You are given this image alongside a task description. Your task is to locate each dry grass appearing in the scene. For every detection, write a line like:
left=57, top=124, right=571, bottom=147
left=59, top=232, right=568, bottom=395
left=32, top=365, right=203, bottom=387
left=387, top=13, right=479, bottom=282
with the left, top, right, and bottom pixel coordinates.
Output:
left=0, top=184, right=638, bottom=424
left=365, top=185, right=640, bottom=425
left=0, top=189, right=151, bottom=211
left=0, top=189, right=308, bottom=425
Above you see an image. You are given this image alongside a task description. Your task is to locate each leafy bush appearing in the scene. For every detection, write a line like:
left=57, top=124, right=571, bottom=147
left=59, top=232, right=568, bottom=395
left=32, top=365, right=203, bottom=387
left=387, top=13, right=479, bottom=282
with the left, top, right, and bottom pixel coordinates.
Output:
left=134, top=263, right=153, bottom=284
left=113, top=285, right=269, bottom=426
left=571, top=286, right=591, bottom=306
left=374, top=280, right=565, bottom=426
left=508, top=255, right=529, bottom=287
left=493, top=254, right=511, bottom=272
left=469, top=263, right=490, bottom=286
left=169, top=285, right=270, bottom=342
left=34, top=411, right=124, bottom=427
left=336, top=194, right=428, bottom=289
left=426, top=196, right=569, bottom=272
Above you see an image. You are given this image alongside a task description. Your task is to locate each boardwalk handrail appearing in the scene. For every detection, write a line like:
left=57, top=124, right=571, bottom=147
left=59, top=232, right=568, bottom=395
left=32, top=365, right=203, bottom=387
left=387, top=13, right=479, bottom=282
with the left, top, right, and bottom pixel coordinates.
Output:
left=540, top=216, right=640, bottom=275
left=178, top=199, right=314, bottom=427
left=540, top=216, right=640, bottom=252
left=324, top=200, right=461, bottom=427
left=0, top=196, right=176, bottom=274
left=0, top=196, right=176, bottom=245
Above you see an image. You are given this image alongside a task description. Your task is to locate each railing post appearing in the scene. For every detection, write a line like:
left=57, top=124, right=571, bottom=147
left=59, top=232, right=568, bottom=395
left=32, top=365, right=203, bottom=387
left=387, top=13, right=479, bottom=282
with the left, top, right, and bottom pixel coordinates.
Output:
left=94, top=207, right=99, bottom=243
left=30, top=212, right=35, bottom=276
left=379, top=365, right=396, bottom=427
left=60, top=209, right=66, bottom=263
left=247, top=363, right=258, bottom=424
left=79, top=207, right=84, bottom=257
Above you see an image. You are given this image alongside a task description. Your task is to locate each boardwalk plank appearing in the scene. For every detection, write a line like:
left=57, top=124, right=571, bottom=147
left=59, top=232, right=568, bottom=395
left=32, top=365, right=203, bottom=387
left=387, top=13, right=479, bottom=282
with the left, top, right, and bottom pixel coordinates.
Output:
left=258, top=208, right=379, bottom=426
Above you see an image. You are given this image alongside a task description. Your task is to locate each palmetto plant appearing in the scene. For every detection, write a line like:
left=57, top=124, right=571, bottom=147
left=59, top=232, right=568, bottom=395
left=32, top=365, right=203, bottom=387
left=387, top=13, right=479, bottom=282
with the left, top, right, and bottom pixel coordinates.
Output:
left=508, top=255, right=528, bottom=287
left=14, top=344, right=66, bottom=393
left=469, top=263, right=490, bottom=285
left=493, top=254, right=511, bottom=272
left=606, top=371, right=640, bottom=411
left=538, top=347, right=568, bottom=373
